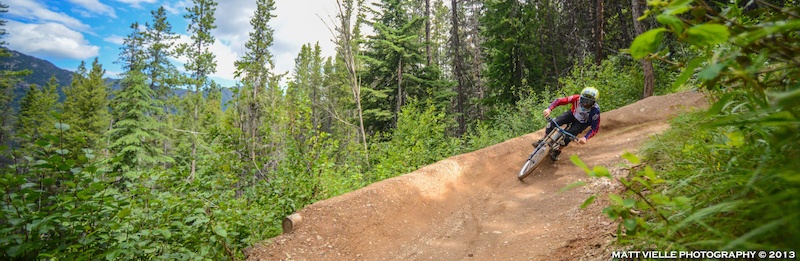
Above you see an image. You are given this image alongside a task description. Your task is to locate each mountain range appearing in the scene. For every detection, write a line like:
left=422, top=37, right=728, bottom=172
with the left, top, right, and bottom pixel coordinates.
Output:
left=0, top=48, right=234, bottom=111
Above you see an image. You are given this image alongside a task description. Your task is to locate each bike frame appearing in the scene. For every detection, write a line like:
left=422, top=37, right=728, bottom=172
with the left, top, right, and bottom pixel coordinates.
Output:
left=518, top=117, right=578, bottom=180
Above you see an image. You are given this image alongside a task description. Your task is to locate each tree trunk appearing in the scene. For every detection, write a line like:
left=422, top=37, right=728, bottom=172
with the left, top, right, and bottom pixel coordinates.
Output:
left=336, top=0, right=369, bottom=163
left=451, top=0, right=466, bottom=136
left=631, top=0, right=655, bottom=98
left=396, top=59, right=403, bottom=127
left=595, top=0, right=605, bottom=64
left=425, top=0, right=432, bottom=66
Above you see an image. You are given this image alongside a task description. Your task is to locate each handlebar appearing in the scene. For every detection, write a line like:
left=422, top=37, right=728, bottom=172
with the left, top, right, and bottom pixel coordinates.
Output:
left=545, top=116, right=578, bottom=141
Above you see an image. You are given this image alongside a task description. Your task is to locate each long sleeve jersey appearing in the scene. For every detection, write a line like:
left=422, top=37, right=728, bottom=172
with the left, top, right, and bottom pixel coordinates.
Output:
left=548, top=94, right=601, bottom=140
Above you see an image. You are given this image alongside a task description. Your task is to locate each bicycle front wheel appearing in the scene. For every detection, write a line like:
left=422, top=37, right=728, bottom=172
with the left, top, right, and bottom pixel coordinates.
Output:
left=518, top=144, right=550, bottom=180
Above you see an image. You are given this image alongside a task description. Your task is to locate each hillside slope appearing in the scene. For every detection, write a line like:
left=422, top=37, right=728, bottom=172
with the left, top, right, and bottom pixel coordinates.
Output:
left=246, top=91, right=708, bottom=260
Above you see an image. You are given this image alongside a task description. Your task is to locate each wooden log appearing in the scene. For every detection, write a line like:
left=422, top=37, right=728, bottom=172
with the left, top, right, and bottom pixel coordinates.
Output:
left=282, top=213, right=302, bottom=234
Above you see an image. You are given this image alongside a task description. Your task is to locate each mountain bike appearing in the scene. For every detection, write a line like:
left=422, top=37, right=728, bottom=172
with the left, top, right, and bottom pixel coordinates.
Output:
left=517, top=117, right=577, bottom=181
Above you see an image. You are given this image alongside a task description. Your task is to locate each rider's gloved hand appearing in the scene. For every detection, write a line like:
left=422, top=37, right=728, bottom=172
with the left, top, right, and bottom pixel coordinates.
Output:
left=543, top=109, right=551, bottom=117
left=578, top=137, right=587, bottom=145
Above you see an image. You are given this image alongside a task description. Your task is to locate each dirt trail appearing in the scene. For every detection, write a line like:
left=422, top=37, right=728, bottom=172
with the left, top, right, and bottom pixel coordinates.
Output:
left=245, top=91, right=708, bottom=261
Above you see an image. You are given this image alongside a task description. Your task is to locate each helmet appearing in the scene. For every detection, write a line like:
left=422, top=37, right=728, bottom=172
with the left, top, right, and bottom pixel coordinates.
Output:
left=580, top=87, right=599, bottom=108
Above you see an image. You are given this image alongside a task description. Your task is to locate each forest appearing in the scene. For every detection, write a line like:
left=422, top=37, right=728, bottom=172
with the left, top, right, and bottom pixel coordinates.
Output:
left=0, top=0, right=798, bottom=260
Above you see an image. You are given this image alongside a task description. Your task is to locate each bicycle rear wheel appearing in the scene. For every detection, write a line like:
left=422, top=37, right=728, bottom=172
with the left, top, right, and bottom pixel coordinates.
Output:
left=518, top=144, right=550, bottom=180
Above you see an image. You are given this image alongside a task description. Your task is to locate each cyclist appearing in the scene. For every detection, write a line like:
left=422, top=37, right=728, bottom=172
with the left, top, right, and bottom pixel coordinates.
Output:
left=532, top=87, right=601, bottom=161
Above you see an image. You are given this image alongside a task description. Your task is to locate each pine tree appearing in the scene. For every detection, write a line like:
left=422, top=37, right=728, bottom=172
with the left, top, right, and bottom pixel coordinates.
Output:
left=179, top=0, right=218, bottom=179
left=288, top=43, right=325, bottom=132
left=144, top=7, right=181, bottom=168
left=16, top=76, right=60, bottom=150
left=333, top=0, right=370, bottom=161
left=362, top=0, right=452, bottom=133
left=62, top=58, right=110, bottom=153
left=0, top=1, right=30, bottom=153
left=145, top=6, right=180, bottom=100
left=233, top=0, right=277, bottom=178
left=107, top=22, right=171, bottom=178
left=107, top=70, right=170, bottom=178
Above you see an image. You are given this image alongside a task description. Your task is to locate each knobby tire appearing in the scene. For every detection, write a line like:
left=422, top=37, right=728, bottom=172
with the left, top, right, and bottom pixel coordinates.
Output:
left=518, top=144, right=550, bottom=180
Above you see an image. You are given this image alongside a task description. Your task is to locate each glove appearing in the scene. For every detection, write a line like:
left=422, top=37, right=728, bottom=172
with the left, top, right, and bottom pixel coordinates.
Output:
left=543, top=109, right=551, bottom=118
left=577, top=137, right=587, bottom=144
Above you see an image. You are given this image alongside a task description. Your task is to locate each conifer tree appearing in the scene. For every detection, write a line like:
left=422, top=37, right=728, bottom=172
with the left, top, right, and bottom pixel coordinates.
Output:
left=107, top=69, right=170, bottom=178
left=16, top=76, right=60, bottom=149
left=0, top=1, right=29, bottom=153
left=288, top=43, right=325, bottom=133
left=144, top=7, right=180, bottom=167
left=179, top=0, right=218, bottom=179
left=363, top=0, right=452, bottom=133
left=107, top=22, right=171, bottom=178
left=62, top=58, right=110, bottom=153
left=334, top=0, right=369, bottom=161
left=145, top=6, right=180, bottom=100
left=233, top=0, right=277, bottom=178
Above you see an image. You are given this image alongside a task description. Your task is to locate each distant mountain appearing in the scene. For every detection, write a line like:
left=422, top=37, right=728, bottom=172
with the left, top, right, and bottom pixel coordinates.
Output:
left=0, top=48, right=74, bottom=89
left=1, top=48, right=234, bottom=111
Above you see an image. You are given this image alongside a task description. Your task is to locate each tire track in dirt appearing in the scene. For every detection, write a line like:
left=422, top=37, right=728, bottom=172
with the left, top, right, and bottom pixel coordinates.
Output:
left=245, top=91, right=708, bottom=261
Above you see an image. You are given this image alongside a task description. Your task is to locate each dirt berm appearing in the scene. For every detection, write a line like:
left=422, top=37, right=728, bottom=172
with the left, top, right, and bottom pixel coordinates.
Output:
left=245, top=91, right=708, bottom=261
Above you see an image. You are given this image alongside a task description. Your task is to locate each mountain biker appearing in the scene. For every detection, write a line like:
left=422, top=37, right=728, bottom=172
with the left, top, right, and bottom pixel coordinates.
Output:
left=532, top=87, right=601, bottom=161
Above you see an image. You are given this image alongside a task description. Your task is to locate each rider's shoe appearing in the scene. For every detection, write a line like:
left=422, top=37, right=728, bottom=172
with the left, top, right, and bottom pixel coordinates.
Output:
left=532, top=139, right=543, bottom=147
left=550, top=149, right=561, bottom=161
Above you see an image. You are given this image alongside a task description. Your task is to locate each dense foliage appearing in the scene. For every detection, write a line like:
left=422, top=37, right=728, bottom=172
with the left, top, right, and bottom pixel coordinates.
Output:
left=574, top=0, right=800, bottom=252
left=1, top=0, right=796, bottom=260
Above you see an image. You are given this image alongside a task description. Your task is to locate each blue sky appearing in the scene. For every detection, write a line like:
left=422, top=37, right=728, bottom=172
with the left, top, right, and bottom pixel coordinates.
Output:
left=3, top=0, right=349, bottom=87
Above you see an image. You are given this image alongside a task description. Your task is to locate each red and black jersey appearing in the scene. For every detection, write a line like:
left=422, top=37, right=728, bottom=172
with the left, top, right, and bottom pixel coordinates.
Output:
left=548, top=94, right=601, bottom=140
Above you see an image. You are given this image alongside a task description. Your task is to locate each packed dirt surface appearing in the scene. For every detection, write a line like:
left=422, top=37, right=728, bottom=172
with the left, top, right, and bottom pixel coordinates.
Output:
left=245, top=91, right=709, bottom=261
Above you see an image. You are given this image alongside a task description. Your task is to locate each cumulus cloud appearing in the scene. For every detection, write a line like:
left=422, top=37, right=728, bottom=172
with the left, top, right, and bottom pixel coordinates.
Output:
left=5, top=20, right=100, bottom=60
left=167, top=0, right=357, bottom=85
left=67, top=0, right=117, bottom=18
left=5, top=0, right=91, bottom=31
left=115, top=0, right=158, bottom=8
left=103, top=35, right=125, bottom=45
left=163, top=0, right=192, bottom=15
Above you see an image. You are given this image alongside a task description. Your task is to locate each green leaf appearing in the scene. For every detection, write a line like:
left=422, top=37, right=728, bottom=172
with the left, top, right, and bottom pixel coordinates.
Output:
left=667, top=0, right=693, bottom=10
left=621, top=152, right=641, bottom=165
left=580, top=195, right=597, bottom=209
left=672, top=57, right=705, bottom=89
left=560, top=181, right=586, bottom=193
left=609, top=194, right=625, bottom=206
left=624, top=218, right=638, bottom=231
left=591, top=166, right=611, bottom=178
left=213, top=225, right=228, bottom=238
left=54, top=122, right=70, bottom=131
left=77, top=189, right=92, bottom=200
left=686, top=24, right=729, bottom=46
left=698, top=63, right=726, bottom=81
left=725, top=132, right=745, bottom=147
left=657, top=14, right=684, bottom=34
left=630, top=28, right=666, bottom=59
left=34, top=140, right=50, bottom=147
left=90, top=182, right=105, bottom=190
left=42, top=178, right=56, bottom=186
left=623, top=198, right=636, bottom=208
left=570, top=155, right=590, bottom=173
left=117, top=208, right=131, bottom=219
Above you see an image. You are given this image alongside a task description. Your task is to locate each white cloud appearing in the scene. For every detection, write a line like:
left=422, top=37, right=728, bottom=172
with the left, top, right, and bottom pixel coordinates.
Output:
left=203, top=0, right=341, bottom=84
left=271, top=0, right=338, bottom=64
left=67, top=0, right=117, bottom=18
left=5, top=20, right=100, bottom=60
left=167, top=0, right=355, bottom=86
left=104, top=35, right=125, bottom=45
left=115, top=0, right=158, bottom=8
left=163, top=0, right=191, bottom=15
left=5, top=0, right=91, bottom=31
